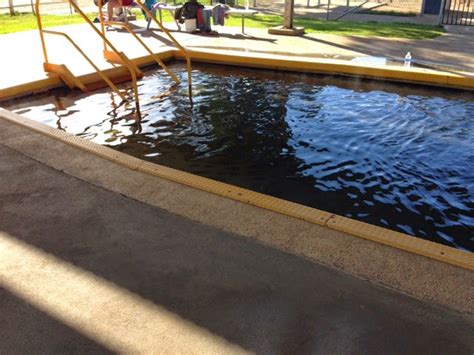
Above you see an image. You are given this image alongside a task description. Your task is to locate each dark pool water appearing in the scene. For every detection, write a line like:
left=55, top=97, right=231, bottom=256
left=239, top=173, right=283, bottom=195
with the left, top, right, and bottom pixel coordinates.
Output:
left=6, top=63, right=474, bottom=251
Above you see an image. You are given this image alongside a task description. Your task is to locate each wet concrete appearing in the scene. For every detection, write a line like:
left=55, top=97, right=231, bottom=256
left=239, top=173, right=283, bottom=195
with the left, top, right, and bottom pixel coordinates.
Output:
left=1, top=140, right=473, bottom=353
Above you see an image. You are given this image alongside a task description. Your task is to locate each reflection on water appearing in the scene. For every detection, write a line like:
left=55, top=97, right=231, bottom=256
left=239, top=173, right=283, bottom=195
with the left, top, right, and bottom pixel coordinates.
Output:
left=7, top=63, right=474, bottom=251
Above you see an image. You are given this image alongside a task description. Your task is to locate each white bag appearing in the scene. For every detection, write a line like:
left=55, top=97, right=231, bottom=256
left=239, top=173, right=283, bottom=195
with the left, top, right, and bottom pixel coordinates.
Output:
left=184, top=19, right=197, bottom=32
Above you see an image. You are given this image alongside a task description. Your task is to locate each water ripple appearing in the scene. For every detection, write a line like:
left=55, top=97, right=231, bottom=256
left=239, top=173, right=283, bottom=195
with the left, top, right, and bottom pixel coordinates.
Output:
left=8, top=64, right=474, bottom=251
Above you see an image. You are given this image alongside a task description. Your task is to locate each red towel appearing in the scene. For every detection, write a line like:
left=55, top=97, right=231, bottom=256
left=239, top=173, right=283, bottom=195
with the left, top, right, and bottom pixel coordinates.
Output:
left=197, top=8, right=203, bottom=26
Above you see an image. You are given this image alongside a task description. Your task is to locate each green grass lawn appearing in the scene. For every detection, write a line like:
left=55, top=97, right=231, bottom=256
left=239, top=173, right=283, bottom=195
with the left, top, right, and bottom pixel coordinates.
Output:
left=357, top=10, right=419, bottom=17
left=225, top=14, right=443, bottom=39
left=0, top=11, right=443, bottom=39
left=0, top=13, right=95, bottom=34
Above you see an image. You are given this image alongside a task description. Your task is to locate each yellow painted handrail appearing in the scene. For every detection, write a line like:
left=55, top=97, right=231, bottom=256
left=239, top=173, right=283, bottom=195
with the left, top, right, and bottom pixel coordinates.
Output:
left=42, top=30, right=126, bottom=102
left=103, top=20, right=180, bottom=84
left=134, top=0, right=193, bottom=103
left=68, top=1, right=141, bottom=114
left=35, top=0, right=48, bottom=63
left=35, top=0, right=141, bottom=114
left=97, top=0, right=193, bottom=103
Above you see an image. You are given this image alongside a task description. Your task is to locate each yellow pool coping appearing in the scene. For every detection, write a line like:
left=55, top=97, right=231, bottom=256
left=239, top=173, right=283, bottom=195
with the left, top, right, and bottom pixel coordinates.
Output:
left=1, top=48, right=474, bottom=101
left=1, top=50, right=473, bottom=271
left=0, top=107, right=472, bottom=271
left=177, top=48, right=474, bottom=90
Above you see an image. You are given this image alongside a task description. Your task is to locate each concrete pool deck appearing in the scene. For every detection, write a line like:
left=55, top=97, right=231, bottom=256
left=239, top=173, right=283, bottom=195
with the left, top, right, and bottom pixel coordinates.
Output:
left=1, top=21, right=474, bottom=99
left=1, top=116, right=474, bottom=353
left=1, top=20, right=474, bottom=352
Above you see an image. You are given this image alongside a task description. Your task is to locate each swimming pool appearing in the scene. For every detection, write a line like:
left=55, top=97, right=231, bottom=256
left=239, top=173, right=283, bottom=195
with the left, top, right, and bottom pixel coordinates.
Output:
left=6, top=63, right=474, bottom=251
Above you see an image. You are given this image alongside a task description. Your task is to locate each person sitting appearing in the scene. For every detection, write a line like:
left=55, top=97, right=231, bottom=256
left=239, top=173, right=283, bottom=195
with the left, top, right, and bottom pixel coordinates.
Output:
left=106, top=0, right=133, bottom=21
left=175, top=0, right=217, bottom=35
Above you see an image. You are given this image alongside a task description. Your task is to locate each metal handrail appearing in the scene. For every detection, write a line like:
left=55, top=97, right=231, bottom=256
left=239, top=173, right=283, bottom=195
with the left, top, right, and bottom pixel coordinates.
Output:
left=103, top=20, right=180, bottom=84
left=134, top=0, right=193, bottom=103
left=42, top=30, right=126, bottom=101
left=69, top=1, right=141, bottom=114
left=35, top=0, right=141, bottom=114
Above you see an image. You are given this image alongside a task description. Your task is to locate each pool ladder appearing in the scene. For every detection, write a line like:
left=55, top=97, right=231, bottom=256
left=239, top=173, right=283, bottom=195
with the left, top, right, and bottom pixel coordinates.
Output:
left=35, top=0, right=193, bottom=115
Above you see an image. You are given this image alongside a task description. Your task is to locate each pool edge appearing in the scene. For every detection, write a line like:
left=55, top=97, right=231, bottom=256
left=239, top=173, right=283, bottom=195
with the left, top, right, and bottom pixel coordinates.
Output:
left=1, top=48, right=474, bottom=102
left=1, top=107, right=472, bottom=272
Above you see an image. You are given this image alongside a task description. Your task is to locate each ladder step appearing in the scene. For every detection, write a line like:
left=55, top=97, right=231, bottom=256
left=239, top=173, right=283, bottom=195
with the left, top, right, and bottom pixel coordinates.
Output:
left=103, top=50, right=143, bottom=78
left=44, top=63, right=87, bottom=92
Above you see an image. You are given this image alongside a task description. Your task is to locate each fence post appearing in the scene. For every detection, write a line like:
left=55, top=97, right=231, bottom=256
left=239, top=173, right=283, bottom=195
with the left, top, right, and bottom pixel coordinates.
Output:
left=8, top=0, right=14, bottom=15
left=438, top=0, right=447, bottom=25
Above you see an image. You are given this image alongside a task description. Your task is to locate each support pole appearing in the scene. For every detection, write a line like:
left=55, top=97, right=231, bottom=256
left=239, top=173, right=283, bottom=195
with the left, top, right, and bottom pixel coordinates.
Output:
left=283, top=0, right=293, bottom=28
left=35, top=0, right=49, bottom=62
left=438, top=0, right=447, bottom=25
left=8, top=0, right=14, bottom=15
left=268, top=0, right=304, bottom=35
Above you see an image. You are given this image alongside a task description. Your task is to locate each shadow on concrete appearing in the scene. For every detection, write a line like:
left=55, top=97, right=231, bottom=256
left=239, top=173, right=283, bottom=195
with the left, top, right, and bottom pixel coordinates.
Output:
left=301, top=33, right=367, bottom=54
left=301, top=32, right=474, bottom=72
left=0, top=287, right=113, bottom=354
left=212, top=32, right=277, bottom=42
left=143, top=26, right=278, bottom=43
left=105, top=23, right=176, bottom=47
left=0, top=142, right=473, bottom=353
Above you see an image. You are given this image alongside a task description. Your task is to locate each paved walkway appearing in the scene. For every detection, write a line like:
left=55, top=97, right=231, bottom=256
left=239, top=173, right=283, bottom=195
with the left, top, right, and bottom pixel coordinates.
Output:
left=1, top=138, right=473, bottom=353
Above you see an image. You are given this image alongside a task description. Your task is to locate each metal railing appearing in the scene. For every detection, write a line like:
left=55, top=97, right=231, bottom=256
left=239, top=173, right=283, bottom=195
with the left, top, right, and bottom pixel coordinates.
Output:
left=35, top=0, right=142, bottom=113
left=95, top=0, right=193, bottom=103
left=441, top=0, right=474, bottom=26
left=35, top=0, right=194, bottom=110
left=42, top=30, right=126, bottom=101
left=135, top=0, right=193, bottom=103
left=96, top=3, right=180, bottom=85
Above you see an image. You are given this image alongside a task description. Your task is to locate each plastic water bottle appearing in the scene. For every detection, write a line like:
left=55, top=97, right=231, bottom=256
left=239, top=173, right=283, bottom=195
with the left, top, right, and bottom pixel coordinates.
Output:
left=245, top=0, right=249, bottom=9
left=404, top=52, right=412, bottom=68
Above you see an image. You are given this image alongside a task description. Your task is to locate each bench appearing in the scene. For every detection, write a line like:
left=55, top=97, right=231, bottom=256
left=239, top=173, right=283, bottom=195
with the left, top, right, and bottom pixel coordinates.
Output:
left=146, top=4, right=181, bottom=30
left=146, top=4, right=258, bottom=33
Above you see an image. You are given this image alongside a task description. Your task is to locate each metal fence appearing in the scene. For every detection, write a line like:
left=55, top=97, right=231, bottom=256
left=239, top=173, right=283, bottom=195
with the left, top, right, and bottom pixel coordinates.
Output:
left=441, top=0, right=474, bottom=25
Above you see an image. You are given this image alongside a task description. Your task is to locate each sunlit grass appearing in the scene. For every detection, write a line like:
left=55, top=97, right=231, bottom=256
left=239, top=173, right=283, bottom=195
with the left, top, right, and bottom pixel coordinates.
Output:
left=224, top=14, right=443, bottom=39
left=0, top=12, right=96, bottom=34
left=0, top=11, right=443, bottom=39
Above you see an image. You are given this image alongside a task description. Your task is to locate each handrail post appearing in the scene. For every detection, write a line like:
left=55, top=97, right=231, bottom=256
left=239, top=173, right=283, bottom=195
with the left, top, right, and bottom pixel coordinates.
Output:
left=35, top=0, right=140, bottom=114
left=68, top=0, right=141, bottom=114
left=135, top=0, right=193, bottom=103
left=97, top=0, right=108, bottom=51
left=104, top=20, right=180, bottom=84
left=35, top=0, right=49, bottom=63
left=43, top=30, right=127, bottom=102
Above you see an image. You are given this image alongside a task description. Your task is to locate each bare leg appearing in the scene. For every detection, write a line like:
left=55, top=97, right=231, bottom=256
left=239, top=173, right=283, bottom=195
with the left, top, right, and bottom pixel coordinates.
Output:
left=107, top=0, right=121, bottom=20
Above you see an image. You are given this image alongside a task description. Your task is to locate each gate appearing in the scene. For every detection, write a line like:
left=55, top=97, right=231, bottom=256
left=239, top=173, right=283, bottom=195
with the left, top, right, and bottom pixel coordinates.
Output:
left=424, top=0, right=442, bottom=14
left=441, top=0, right=474, bottom=25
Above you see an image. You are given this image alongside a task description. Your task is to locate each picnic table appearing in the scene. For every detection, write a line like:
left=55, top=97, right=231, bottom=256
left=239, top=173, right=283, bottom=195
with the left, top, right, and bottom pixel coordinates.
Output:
left=226, top=8, right=258, bottom=33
